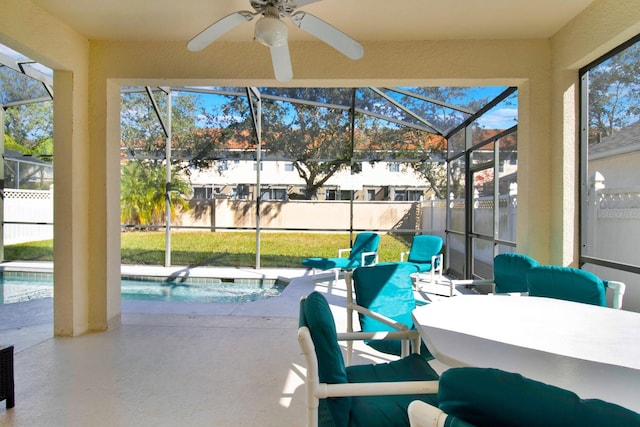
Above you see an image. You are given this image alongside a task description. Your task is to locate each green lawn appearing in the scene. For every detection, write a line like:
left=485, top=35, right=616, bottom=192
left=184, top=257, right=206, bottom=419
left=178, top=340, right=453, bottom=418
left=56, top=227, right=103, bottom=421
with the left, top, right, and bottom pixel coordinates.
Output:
left=5, top=231, right=413, bottom=268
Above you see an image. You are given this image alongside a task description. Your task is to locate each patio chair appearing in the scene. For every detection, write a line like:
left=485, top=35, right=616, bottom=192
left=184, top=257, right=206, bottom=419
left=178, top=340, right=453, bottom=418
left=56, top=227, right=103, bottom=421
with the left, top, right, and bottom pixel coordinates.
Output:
left=301, top=232, right=380, bottom=284
left=345, top=263, right=433, bottom=366
left=407, top=367, right=640, bottom=427
left=526, top=265, right=626, bottom=309
left=451, top=253, right=539, bottom=295
left=298, top=291, right=439, bottom=427
left=399, top=235, right=443, bottom=286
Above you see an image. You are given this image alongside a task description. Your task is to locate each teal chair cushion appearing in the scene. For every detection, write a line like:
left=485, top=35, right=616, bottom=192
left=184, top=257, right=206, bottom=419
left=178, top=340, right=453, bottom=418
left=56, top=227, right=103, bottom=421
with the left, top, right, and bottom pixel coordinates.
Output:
left=492, top=253, right=539, bottom=293
left=352, top=263, right=433, bottom=359
left=302, top=257, right=358, bottom=270
left=302, top=233, right=380, bottom=271
left=438, top=367, right=640, bottom=427
left=347, top=354, right=439, bottom=427
left=407, top=235, right=443, bottom=265
left=527, top=265, right=606, bottom=306
left=349, top=232, right=380, bottom=264
left=301, top=292, right=351, bottom=427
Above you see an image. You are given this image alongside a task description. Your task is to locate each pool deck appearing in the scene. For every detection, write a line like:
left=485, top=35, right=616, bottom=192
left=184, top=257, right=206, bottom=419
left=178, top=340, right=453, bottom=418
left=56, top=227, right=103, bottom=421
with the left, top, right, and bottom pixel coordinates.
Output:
left=0, top=262, right=462, bottom=426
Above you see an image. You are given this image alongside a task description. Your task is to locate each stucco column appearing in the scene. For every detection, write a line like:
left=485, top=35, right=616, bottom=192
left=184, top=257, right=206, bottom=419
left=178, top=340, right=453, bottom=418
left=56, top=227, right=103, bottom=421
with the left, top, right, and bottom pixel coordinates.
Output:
left=86, top=72, right=122, bottom=332
left=550, top=70, right=580, bottom=266
left=53, top=71, right=91, bottom=336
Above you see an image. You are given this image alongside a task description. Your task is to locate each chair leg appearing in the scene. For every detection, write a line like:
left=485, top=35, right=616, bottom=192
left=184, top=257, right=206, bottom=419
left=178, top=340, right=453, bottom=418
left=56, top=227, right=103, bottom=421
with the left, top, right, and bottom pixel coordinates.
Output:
left=345, top=271, right=354, bottom=366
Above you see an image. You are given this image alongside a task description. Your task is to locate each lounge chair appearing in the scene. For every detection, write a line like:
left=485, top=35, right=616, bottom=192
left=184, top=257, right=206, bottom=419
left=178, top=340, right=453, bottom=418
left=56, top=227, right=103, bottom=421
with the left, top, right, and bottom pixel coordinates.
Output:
left=399, top=235, right=444, bottom=287
left=301, top=232, right=380, bottom=284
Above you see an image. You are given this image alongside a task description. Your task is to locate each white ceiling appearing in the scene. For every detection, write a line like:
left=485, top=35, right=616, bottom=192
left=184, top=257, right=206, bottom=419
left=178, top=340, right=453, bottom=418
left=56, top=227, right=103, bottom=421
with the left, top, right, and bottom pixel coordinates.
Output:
left=32, top=0, right=595, bottom=43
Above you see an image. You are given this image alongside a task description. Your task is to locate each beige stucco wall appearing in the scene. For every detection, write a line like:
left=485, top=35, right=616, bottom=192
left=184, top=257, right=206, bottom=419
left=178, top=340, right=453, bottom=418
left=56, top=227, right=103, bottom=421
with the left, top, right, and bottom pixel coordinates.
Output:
left=0, top=0, right=638, bottom=333
left=183, top=199, right=423, bottom=231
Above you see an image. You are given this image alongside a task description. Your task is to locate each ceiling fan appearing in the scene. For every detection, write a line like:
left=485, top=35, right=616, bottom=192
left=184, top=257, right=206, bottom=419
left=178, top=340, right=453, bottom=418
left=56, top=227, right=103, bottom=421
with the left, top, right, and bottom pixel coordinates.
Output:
left=187, top=0, right=364, bottom=82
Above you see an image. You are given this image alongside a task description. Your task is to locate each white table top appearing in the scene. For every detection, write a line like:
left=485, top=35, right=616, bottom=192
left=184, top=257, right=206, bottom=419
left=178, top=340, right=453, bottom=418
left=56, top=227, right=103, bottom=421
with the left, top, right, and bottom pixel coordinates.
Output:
left=412, top=295, right=640, bottom=412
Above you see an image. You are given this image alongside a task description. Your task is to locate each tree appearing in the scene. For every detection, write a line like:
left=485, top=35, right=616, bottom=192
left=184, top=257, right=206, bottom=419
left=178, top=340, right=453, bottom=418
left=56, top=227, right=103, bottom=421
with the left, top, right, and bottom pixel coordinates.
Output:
left=219, top=88, right=354, bottom=199
left=0, top=67, right=53, bottom=157
left=588, top=42, right=640, bottom=144
left=120, top=160, right=192, bottom=227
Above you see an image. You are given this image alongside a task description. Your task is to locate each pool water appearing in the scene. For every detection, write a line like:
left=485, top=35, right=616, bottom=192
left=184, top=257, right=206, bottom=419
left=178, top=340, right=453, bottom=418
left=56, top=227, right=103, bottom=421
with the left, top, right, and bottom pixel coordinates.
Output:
left=0, top=272, right=286, bottom=304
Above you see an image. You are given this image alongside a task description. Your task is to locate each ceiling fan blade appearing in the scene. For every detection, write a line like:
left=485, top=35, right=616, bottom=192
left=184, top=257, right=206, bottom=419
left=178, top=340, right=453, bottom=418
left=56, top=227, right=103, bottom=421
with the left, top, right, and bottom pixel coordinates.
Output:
left=290, top=11, right=363, bottom=60
left=293, top=0, right=323, bottom=7
left=270, top=44, right=293, bottom=82
left=187, top=11, right=255, bottom=51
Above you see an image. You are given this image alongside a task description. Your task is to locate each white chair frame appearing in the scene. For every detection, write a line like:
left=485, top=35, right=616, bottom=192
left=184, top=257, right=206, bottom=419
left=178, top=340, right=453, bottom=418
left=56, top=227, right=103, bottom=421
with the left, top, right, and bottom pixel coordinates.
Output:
left=309, top=248, right=379, bottom=284
left=401, top=252, right=444, bottom=287
left=407, top=400, right=448, bottom=427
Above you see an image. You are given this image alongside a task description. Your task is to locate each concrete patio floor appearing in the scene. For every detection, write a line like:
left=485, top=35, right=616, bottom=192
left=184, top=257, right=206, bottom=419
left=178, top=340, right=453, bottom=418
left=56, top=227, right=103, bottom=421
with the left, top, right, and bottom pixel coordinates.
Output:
left=0, top=267, right=456, bottom=426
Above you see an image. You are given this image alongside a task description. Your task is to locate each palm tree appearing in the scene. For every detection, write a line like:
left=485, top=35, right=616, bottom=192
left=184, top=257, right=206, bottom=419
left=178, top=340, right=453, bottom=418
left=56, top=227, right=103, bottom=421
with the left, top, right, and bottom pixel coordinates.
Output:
left=120, top=160, right=192, bottom=227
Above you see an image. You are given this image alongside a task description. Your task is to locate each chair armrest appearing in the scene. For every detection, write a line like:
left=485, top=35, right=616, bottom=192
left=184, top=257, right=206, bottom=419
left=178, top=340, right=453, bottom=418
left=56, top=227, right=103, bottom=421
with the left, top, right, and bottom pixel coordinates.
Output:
left=319, top=380, right=439, bottom=399
left=347, top=302, right=410, bottom=332
left=606, top=280, right=626, bottom=309
left=408, top=400, right=448, bottom=427
left=450, top=278, right=494, bottom=286
left=400, top=251, right=409, bottom=262
left=361, top=251, right=379, bottom=266
left=338, top=248, right=352, bottom=258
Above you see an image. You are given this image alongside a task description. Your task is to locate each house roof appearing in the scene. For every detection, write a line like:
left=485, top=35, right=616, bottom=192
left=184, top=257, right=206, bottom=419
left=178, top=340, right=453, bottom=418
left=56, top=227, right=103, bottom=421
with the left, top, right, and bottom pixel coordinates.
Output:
left=3, top=149, right=52, bottom=166
left=589, top=121, right=640, bottom=160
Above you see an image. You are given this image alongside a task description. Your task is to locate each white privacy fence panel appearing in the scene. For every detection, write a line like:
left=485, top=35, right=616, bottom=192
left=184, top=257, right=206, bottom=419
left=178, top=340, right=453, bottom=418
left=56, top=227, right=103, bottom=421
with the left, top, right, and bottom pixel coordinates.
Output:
left=585, top=178, right=640, bottom=311
left=422, top=193, right=518, bottom=274
left=3, top=189, right=53, bottom=245
left=586, top=185, right=640, bottom=266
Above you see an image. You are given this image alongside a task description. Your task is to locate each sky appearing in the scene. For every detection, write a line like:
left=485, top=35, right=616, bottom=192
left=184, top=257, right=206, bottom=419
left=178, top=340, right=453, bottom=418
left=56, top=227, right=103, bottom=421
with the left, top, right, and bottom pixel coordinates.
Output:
left=184, top=85, right=519, bottom=132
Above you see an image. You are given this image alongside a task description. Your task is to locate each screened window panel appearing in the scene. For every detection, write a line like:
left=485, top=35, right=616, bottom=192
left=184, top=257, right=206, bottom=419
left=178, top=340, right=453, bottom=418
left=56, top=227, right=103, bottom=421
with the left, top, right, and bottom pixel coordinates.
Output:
left=582, top=37, right=640, bottom=268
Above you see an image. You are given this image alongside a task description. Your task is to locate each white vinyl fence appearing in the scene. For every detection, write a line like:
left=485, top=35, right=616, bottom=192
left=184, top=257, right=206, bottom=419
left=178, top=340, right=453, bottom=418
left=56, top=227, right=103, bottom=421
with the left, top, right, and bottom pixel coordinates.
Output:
left=3, top=188, right=53, bottom=245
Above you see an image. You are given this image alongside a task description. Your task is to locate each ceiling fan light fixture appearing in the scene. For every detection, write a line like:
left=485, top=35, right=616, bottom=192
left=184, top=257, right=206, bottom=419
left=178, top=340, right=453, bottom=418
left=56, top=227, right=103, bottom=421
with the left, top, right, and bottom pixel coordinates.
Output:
left=254, top=15, right=288, bottom=47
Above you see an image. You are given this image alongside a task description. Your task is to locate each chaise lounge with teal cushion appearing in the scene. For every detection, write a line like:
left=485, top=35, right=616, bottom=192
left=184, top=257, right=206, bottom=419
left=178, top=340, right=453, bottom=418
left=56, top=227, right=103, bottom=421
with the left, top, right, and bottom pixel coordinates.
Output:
left=398, top=235, right=443, bottom=286
left=302, top=232, right=380, bottom=283
left=298, top=291, right=439, bottom=427
left=407, top=367, right=640, bottom=427
left=526, top=264, right=626, bottom=309
left=345, top=263, right=433, bottom=365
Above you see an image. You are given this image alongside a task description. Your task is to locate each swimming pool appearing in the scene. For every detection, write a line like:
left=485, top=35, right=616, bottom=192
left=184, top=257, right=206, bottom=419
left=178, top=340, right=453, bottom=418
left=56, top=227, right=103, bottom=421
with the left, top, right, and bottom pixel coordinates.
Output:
left=0, top=272, right=287, bottom=304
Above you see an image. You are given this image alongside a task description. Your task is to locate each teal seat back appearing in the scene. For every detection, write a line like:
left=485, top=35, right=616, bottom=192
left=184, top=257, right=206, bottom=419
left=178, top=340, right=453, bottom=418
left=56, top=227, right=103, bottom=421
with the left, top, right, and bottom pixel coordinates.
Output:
left=300, top=292, right=351, bottom=427
left=527, top=265, right=606, bottom=306
left=353, top=263, right=416, bottom=331
left=407, top=235, right=443, bottom=265
left=492, top=253, right=539, bottom=293
left=349, top=232, right=380, bottom=265
left=438, top=367, right=640, bottom=427
left=352, top=263, right=417, bottom=355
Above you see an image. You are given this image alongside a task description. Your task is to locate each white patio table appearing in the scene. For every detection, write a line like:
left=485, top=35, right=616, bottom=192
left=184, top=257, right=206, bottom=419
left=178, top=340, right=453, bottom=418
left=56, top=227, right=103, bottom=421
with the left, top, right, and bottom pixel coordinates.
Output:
left=412, top=295, right=640, bottom=412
